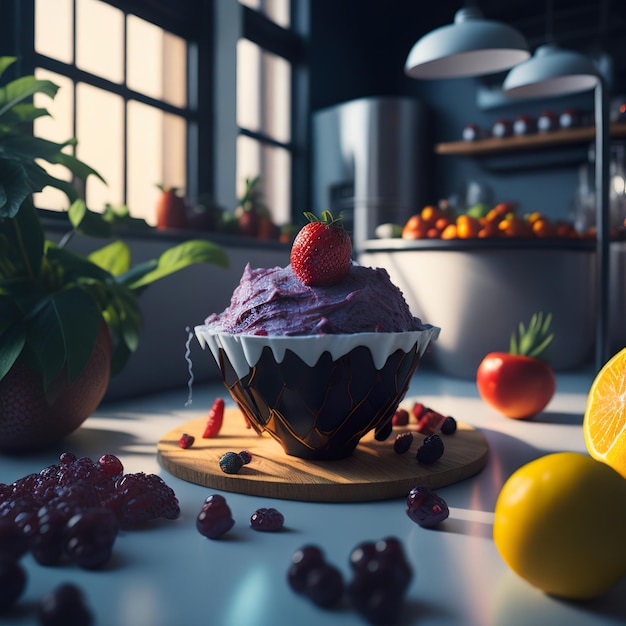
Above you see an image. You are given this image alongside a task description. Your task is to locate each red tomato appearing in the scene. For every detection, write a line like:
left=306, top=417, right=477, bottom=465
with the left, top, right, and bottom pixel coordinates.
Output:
left=476, top=352, right=556, bottom=419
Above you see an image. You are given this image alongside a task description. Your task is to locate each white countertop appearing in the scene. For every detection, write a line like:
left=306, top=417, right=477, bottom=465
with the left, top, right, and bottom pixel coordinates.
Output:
left=2, top=367, right=625, bottom=626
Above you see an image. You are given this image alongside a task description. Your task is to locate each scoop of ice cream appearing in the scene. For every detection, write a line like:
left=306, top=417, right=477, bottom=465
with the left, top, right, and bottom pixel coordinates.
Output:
left=204, top=263, right=424, bottom=335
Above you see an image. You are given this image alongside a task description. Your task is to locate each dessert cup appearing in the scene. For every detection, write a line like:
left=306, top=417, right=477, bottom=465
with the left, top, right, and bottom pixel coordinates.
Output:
left=195, top=326, right=439, bottom=460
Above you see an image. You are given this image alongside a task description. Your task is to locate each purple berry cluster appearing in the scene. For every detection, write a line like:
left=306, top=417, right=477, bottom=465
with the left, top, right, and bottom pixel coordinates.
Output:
left=406, top=485, right=449, bottom=528
left=250, top=507, right=284, bottom=532
left=0, top=451, right=179, bottom=617
left=287, top=537, right=413, bottom=625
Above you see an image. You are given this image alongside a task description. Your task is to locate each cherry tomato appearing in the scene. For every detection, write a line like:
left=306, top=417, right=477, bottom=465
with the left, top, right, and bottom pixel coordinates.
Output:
left=476, top=352, right=556, bottom=419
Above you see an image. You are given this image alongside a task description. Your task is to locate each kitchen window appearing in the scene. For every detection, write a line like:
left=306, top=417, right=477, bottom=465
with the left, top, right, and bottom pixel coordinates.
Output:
left=6, top=0, right=308, bottom=229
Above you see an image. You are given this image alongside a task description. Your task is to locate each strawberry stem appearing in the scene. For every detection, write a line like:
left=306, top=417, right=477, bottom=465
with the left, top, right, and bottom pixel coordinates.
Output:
left=303, top=210, right=344, bottom=228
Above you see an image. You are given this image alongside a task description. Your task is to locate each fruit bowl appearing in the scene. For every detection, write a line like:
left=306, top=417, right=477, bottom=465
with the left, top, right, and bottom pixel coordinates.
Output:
left=195, top=327, right=439, bottom=460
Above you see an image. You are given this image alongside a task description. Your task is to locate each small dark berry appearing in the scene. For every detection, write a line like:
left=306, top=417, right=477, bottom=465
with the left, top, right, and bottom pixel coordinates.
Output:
left=98, top=454, right=124, bottom=479
left=441, top=416, right=457, bottom=435
left=374, top=419, right=393, bottom=441
left=0, top=554, right=26, bottom=613
left=304, top=562, right=344, bottom=608
left=391, top=408, right=409, bottom=426
left=287, top=545, right=325, bottom=593
left=219, top=451, right=244, bottom=474
left=393, top=432, right=413, bottom=454
left=196, top=494, right=234, bottom=539
left=238, top=450, right=252, bottom=464
left=250, top=507, right=284, bottom=532
left=406, top=485, right=449, bottom=528
left=39, top=583, right=93, bottom=626
left=416, top=434, right=445, bottom=464
left=179, top=434, right=195, bottom=449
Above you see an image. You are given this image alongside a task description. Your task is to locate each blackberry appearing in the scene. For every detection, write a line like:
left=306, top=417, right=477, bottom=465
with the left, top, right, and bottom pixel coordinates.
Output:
left=393, top=432, right=413, bottom=454
left=219, top=451, right=244, bottom=474
left=250, top=507, right=284, bottom=532
left=196, top=494, right=234, bottom=539
left=441, top=416, right=457, bottom=435
left=406, top=485, right=449, bottom=528
left=416, top=434, right=444, bottom=464
left=112, top=473, right=180, bottom=528
left=238, top=450, right=253, bottom=465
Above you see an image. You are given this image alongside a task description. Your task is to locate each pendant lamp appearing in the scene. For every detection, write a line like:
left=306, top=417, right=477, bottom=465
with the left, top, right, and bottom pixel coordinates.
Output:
left=503, top=46, right=610, bottom=369
left=404, top=6, right=530, bottom=79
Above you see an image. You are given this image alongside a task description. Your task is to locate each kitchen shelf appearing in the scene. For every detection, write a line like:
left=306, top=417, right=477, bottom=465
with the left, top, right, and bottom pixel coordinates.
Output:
left=435, top=123, right=626, bottom=157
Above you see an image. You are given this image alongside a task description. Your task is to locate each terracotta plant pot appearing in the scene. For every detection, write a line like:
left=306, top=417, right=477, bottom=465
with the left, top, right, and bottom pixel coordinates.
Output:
left=0, top=323, right=112, bottom=453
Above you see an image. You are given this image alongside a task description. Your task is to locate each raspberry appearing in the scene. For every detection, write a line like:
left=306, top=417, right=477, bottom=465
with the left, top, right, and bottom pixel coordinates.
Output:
left=416, top=434, right=445, bottom=464
left=112, top=473, right=180, bottom=528
left=391, top=408, right=409, bottom=426
left=393, top=432, right=413, bottom=454
left=441, top=416, right=457, bottom=435
left=219, top=451, right=244, bottom=474
left=250, top=507, right=284, bottom=532
left=411, top=402, right=426, bottom=421
left=179, top=433, right=195, bottom=449
left=406, top=485, right=449, bottom=528
left=415, top=409, right=446, bottom=435
left=196, top=494, right=234, bottom=539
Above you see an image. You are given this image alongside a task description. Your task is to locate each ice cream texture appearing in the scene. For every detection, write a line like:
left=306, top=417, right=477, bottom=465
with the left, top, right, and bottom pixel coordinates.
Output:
left=204, top=263, right=424, bottom=336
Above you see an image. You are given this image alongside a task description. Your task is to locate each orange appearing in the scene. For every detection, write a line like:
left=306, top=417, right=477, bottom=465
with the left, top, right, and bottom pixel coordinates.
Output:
left=493, top=452, right=626, bottom=599
left=583, top=347, right=626, bottom=478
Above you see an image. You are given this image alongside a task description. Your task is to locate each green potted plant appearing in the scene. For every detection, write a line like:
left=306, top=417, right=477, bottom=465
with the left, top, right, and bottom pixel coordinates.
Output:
left=0, top=57, right=228, bottom=452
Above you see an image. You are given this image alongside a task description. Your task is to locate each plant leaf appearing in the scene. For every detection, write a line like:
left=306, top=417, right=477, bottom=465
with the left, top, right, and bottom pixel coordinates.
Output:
left=0, top=199, right=44, bottom=279
left=0, top=157, right=32, bottom=218
left=123, top=240, right=228, bottom=290
left=0, top=57, right=16, bottom=81
left=0, top=295, right=26, bottom=380
left=0, top=76, right=58, bottom=119
left=68, top=199, right=113, bottom=238
left=88, top=241, right=131, bottom=276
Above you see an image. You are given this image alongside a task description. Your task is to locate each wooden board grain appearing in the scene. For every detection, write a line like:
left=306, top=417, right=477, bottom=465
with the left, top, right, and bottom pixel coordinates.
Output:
left=157, top=408, right=489, bottom=502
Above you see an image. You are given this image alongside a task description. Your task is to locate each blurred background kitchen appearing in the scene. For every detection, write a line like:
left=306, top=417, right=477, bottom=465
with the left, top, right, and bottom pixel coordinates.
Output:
left=3, top=0, right=625, bottom=396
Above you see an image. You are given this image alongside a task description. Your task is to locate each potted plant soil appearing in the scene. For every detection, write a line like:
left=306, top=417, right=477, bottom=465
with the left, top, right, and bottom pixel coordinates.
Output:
left=0, top=57, right=228, bottom=452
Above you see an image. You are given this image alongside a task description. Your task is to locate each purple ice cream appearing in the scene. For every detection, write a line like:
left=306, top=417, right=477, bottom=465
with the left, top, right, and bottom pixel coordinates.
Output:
left=204, top=263, right=424, bottom=336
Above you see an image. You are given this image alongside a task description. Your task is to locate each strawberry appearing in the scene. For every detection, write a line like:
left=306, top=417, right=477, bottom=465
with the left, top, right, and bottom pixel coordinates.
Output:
left=202, top=398, right=225, bottom=438
left=290, top=211, right=352, bottom=287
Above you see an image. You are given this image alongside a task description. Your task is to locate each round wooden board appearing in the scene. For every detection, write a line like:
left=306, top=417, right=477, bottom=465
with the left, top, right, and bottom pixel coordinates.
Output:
left=157, top=408, right=489, bottom=502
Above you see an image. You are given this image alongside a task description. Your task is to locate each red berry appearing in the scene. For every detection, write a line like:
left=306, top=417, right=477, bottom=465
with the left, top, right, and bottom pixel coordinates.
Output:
left=290, top=210, right=352, bottom=287
left=203, top=398, right=225, bottom=438
left=411, top=402, right=426, bottom=421
left=179, top=433, right=195, bottom=449
left=415, top=409, right=446, bottom=435
left=196, top=494, right=234, bottom=539
left=392, top=408, right=409, bottom=426
left=98, top=454, right=124, bottom=479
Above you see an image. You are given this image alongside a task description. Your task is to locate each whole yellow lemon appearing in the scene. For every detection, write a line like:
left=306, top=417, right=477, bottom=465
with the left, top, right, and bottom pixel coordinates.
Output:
left=493, top=451, right=626, bottom=599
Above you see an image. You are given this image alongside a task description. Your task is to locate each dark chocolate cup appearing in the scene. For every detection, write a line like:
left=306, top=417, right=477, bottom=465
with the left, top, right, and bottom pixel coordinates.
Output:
left=196, top=328, right=439, bottom=460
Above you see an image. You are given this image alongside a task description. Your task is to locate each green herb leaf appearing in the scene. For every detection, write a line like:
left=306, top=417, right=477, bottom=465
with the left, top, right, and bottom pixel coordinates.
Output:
left=88, top=241, right=131, bottom=276
left=0, top=295, right=26, bottom=380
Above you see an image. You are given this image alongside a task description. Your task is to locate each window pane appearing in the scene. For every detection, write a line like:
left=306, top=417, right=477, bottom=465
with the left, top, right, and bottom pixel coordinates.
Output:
left=237, top=135, right=290, bottom=225
left=33, top=70, right=74, bottom=211
left=127, top=15, right=187, bottom=108
left=35, top=0, right=73, bottom=63
left=76, top=0, right=123, bottom=83
left=127, top=101, right=186, bottom=225
left=76, top=83, right=124, bottom=210
left=239, top=0, right=290, bottom=29
left=237, top=39, right=291, bottom=144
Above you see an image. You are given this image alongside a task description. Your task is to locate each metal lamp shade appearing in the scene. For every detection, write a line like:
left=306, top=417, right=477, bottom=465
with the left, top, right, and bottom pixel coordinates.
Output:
left=404, top=7, right=530, bottom=79
left=502, top=44, right=600, bottom=97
